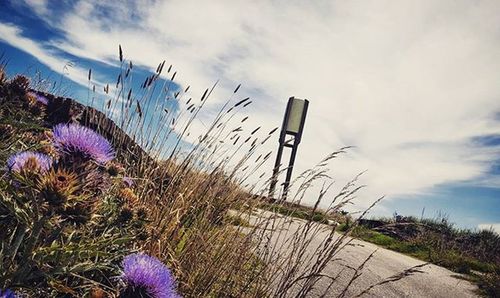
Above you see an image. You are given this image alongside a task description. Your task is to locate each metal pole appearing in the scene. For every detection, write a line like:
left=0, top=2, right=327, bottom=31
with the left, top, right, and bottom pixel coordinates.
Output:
left=282, top=137, right=298, bottom=200
left=269, top=140, right=284, bottom=199
left=269, top=97, right=308, bottom=200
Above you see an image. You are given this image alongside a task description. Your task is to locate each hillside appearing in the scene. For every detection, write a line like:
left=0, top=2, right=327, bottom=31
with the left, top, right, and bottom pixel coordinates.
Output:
left=0, top=68, right=376, bottom=297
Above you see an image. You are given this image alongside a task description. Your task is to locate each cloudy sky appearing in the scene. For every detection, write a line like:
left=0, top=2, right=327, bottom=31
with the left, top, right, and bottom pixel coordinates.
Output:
left=0, top=0, right=499, bottom=232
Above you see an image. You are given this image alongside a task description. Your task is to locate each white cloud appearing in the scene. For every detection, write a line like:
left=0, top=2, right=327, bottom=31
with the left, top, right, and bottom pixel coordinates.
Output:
left=20, top=0, right=49, bottom=17
left=5, top=0, right=500, bottom=210
left=0, top=22, right=106, bottom=93
left=478, top=223, right=500, bottom=234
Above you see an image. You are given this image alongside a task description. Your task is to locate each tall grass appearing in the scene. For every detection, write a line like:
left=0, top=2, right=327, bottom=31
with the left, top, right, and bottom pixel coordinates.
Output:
left=351, top=213, right=500, bottom=296
left=354, top=213, right=500, bottom=273
left=0, top=50, right=420, bottom=297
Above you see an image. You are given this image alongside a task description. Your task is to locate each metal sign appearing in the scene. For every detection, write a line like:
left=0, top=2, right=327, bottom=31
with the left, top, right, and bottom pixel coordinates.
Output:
left=269, top=97, right=309, bottom=200
left=285, top=98, right=307, bottom=134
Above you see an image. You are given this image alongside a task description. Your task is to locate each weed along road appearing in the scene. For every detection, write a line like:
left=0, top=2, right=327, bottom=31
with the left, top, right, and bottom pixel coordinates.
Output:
left=320, top=234, right=479, bottom=297
left=242, top=210, right=479, bottom=297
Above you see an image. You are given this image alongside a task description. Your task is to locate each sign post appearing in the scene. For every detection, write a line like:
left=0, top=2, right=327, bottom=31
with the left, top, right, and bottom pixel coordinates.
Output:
left=269, top=97, right=309, bottom=200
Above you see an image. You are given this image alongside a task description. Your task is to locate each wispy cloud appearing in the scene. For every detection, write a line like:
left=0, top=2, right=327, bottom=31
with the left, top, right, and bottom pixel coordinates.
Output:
left=21, top=0, right=50, bottom=17
left=0, top=22, right=93, bottom=88
left=3, top=0, right=500, bottom=209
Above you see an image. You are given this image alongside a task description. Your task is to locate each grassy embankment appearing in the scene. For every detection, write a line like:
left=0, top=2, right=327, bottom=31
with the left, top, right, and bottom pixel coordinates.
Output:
left=340, top=216, right=500, bottom=297
left=0, top=52, right=409, bottom=297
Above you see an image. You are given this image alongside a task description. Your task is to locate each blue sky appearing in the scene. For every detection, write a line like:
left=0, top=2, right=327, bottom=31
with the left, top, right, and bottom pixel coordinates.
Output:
left=0, top=0, right=499, bottom=232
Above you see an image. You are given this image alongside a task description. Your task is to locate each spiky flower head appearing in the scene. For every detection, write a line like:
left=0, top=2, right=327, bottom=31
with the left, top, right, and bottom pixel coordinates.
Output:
left=38, top=131, right=58, bottom=158
left=120, top=253, right=179, bottom=298
left=61, top=203, right=91, bottom=225
left=119, top=188, right=138, bottom=206
left=38, top=168, right=79, bottom=207
left=26, top=91, right=49, bottom=105
left=136, top=207, right=147, bottom=220
left=117, top=207, right=134, bottom=223
left=107, top=162, right=125, bottom=176
left=0, top=289, right=16, bottom=298
left=9, top=75, right=30, bottom=92
left=82, top=165, right=112, bottom=195
left=90, top=287, right=106, bottom=298
left=7, top=151, right=52, bottom=174
left=52, top=123, right=115, bottom=164
left=122, top=177, right=134, bottom=187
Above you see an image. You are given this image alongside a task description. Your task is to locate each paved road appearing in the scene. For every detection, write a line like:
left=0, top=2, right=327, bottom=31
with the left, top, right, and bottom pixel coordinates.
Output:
left=241, top=210, right=479, bottom=297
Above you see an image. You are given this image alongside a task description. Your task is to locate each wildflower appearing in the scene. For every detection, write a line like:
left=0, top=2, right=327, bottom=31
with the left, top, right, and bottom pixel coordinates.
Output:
left=62, top=203, right=91, bottom=225
left=107, top=162, right=125, bottom=176
left=123, top=176, right=134, bottom=187
left=38, top=169, right=79, bottom=206
left=136, top=207, right=147, bottom=220
left=7, top=151, right=52, bottom=173
left=83, top=165, right=112, bottom=195
left=25, top=92, right=47, bottom=116
left=90, top=287, right=106, bottom=298
left=120, top=253, right=179, bottom=298
left=26, top=91, right=49, bottom=105
left=119, top=188, right=138, bottom=206
left=0, top=289, right=16, bottom=298
left=9, top=75, right=29, bottom=92
left=36, top=94, right=49, bottom=105
left=117, top=207, right=134, bottom=223
left=52, top=123, right=115, bottom=164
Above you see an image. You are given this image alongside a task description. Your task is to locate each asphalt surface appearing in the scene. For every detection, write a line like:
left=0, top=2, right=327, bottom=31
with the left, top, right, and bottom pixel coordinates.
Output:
left=243, top=210, right=479, bottom=298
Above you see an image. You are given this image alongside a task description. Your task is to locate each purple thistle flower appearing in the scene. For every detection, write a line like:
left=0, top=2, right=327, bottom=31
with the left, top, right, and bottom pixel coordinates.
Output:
left=7, top=151, right=52, bottom=173
left=27, top=91, right=48, bottom=105
left=35, top=93, right=49, bottom=105
left=52, top=123, right=115, bottom=164
left=36, top=94, right=49, bottom=105
left=123, top=176, right=134, bottom=187
left=121, top=253, right=179, bottom=298
left=0, top=289, right=16, bottom=298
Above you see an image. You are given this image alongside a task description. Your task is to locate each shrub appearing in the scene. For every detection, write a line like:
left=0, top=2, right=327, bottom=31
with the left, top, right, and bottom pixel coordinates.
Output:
left=478, top=272, right=500, bottom=297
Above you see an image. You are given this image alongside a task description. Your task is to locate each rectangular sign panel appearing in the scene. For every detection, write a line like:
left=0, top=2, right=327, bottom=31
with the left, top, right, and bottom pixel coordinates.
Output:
left=286, top=98, right=306, bottom=134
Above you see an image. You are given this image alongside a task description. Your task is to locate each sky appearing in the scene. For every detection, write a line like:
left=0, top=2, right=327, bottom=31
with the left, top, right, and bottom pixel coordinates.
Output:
left=0, top=0, right=499, bottom=232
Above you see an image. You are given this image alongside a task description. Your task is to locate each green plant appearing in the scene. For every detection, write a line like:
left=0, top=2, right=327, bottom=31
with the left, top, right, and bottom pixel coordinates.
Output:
left=0, top=50, right=415, bottom=297
left=477, top=272, right=500, bottom=297
left=347, top=211, right=500, bottom=296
